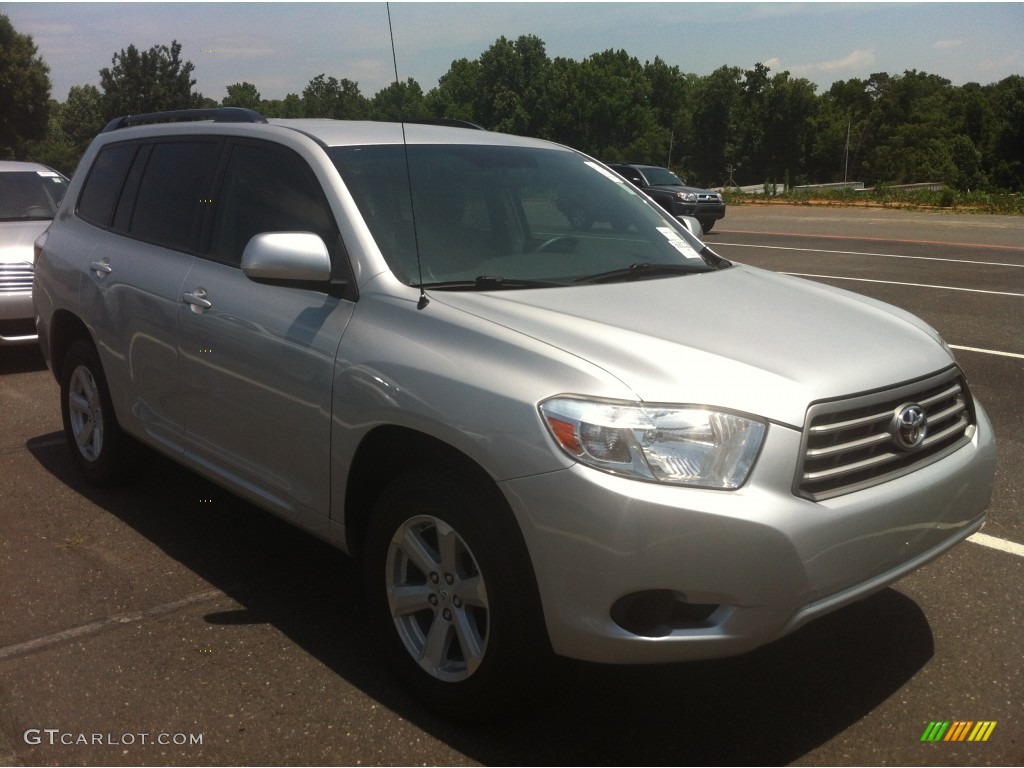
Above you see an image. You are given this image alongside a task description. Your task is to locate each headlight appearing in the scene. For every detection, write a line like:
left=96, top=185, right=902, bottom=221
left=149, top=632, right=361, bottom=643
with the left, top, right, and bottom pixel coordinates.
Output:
left=675, top=192, right=698, bottom=203
left=539, top=397, right=767, bottom=489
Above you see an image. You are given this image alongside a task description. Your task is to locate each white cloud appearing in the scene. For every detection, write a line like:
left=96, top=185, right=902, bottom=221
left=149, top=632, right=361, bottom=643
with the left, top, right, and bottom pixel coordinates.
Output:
left=933, top=40, right=963, bottom=50
left=980, top=53, right=1020, bottom=71
left=762, top=49, right=876, bottom=77
left=814, top=49, right=877, bottom=73
left=200, top=36, right=277, bottom=61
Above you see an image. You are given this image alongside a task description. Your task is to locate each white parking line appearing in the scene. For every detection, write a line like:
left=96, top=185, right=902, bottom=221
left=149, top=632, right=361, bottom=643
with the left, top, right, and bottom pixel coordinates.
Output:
left=783, top=272, right=1024, bottom=298
left=716, top=241, right=1024, bottom=269
left=949, top=345, right=1024, bottom=360
left=969, top=532, right=1024, bottom=559
left=0, top=587, right=226, bottom=662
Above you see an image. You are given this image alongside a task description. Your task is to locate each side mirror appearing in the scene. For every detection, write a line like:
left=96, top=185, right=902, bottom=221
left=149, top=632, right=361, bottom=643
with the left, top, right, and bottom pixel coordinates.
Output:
left=241, top=232, right=331, bottom=283
left=677, top=216, right=704, bottom=239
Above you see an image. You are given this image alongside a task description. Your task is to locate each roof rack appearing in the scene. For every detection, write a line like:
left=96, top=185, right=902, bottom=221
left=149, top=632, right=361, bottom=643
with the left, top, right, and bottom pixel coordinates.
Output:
left=100, top=107, right=268, bottom=133
left=394, top=118, right=487, bottom=131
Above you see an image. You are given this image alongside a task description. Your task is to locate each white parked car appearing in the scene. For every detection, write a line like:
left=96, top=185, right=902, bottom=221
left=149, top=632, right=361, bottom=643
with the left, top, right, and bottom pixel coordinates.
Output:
left=0, top=161, right=68, bottom=345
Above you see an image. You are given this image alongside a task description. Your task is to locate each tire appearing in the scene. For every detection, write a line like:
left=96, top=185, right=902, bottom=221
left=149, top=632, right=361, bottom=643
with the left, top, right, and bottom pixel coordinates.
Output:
left=699, top=218, right=716, bottom=233
left=364, top=467, right=547, bottom=720
left=59, top=338, right=137, bottom=486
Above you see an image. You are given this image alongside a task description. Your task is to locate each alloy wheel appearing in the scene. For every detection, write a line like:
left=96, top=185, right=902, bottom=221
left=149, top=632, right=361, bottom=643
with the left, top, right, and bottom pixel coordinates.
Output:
left=384, top=514, right=489, bottom=682
left=67, top=364, right=104, bottom=462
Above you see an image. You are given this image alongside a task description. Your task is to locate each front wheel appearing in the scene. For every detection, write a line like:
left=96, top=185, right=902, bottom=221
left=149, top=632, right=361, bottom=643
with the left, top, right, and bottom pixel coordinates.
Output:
left=698, top=217, right=716, bottom=233
left=60, top=338, right=137, bottom=485
left=364, top=468, right=547, bottom=720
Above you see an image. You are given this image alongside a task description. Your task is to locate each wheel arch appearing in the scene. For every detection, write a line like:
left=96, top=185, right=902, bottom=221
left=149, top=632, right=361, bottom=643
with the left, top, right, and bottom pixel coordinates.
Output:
left=345, top=425, right=507, bottom=556
left=344, top=424, right=551, bottom=649
left=47, top=310, right=94, bottom=384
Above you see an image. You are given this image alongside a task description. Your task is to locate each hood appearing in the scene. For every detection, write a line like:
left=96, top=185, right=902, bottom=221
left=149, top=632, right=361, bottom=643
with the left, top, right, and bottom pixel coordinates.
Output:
left=430, top=265, right=955, bottom=428
left=0, top=220, right=49, bottom=264
left=649, top=183, right=717, bottom=196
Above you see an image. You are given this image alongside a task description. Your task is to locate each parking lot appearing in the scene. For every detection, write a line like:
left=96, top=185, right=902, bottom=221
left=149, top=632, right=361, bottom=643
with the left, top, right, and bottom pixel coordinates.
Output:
left=1, top=204, right=1021, bottom=766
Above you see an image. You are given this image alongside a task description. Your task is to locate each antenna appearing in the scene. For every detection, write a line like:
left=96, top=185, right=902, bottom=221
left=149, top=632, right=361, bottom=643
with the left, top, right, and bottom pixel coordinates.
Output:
left=386, top=3, right=429, bottom=310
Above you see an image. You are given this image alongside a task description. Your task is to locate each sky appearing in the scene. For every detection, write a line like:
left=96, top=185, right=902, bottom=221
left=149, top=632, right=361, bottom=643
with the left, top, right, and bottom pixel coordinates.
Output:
left=4, top=1, right=1023, bottom=104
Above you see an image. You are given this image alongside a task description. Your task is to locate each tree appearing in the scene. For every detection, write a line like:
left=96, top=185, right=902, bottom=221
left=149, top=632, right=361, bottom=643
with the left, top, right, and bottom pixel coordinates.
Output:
left=554, top=49, right=661, bottom=160
left=763, top=71, right=818, bottom=185
left=223, top=82, right=261, bottom=110
left=302, top=74, right=368, bottom=119
left=61, top=85, right=106, bottom=152
left=99, top=40, right=198, bottom=119
left=474, top=35, right=551, bottom=135
left=425, top=58, right=481, bottom=123
left=370, top=78, right=429, bottom=121
left=260, top=94, right=305, bottom=118
left=0, top=14, right=52, bottom=158
left=644, top=58, right=697, bottom=168
left=691, top=66, right=743, bottom=185
left=987, top=75, right=1024, bottom=190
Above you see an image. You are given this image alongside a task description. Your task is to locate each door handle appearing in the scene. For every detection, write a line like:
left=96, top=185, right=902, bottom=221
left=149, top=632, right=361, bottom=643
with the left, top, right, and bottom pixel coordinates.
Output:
left=89, top=259, right=112, bottom=277
left=182, top=287, right=212, bottom=313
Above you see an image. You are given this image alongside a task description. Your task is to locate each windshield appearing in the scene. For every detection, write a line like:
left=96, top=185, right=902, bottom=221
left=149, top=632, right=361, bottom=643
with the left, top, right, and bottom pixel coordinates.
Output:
left=640, top=167, right=686, bottom=186
left=0, top=171, right=69, bottom=222
left=330, top=144, right=725, bottom=289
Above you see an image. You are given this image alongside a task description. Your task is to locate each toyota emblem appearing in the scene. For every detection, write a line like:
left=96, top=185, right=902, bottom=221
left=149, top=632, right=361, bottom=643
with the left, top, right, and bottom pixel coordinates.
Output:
left=892, top=404, right=928, bottom=450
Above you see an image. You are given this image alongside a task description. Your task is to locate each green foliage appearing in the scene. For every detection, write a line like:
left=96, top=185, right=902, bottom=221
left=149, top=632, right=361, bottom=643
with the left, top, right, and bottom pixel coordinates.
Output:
left=370, top=78, right=430, bottom=121
left=0, top=14, right=52, bottom=159
left=425, top=58, right=480, bottom=123
left=28, top=85, right=106, bottom=174
left=223, top=82, right=261, bottom=110
left=302, top=74, right=368, bottom=119
left=99, top=40, right=199, bottom=120
left=14, top=30, right=1024, bottom=201
left=722, top=186, right=1024, bottom=215
left=260, top=94, right=304, bottom=118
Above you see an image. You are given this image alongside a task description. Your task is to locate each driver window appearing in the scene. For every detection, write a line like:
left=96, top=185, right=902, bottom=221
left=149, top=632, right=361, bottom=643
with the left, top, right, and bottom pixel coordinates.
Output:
left=209, top=142, right=342, bottom=269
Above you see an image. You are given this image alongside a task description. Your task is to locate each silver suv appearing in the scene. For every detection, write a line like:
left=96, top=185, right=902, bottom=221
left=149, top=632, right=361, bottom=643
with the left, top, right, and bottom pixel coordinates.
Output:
left=33, top=109, right=996, bottom=718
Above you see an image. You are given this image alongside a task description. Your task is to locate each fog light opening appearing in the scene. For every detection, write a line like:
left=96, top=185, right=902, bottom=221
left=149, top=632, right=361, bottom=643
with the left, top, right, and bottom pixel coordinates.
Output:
left=611, top=590, right=719, bottom=637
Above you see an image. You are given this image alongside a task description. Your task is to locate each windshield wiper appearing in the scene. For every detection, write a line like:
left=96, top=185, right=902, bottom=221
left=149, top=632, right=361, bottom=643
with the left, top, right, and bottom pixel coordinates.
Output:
left=421, top=275, right=565, bottom=291
left=572, top=262, right=710, bottom=285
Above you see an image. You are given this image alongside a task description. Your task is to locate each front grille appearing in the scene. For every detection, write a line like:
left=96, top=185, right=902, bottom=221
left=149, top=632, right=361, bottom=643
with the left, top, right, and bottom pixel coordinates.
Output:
left=796, top=367, right=976, bottom=501
left=0, top=263, right=34, bottom=292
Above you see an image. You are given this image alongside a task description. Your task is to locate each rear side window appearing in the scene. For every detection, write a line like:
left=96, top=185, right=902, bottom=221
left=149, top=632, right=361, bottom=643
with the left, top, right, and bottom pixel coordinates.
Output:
left=77, top=143, right=135, bottom=226
left=128, top=141, right=220, bottom=252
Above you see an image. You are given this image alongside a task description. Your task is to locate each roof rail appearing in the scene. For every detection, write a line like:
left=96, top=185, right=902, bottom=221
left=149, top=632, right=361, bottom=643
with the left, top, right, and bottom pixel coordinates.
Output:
left=100, top=107, right=268, bottom=134
left=394, top=118, right=487, bottom=131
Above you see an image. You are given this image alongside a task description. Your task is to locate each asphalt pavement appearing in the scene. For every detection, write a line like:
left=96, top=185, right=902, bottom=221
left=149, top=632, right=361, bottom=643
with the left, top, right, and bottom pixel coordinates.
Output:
left=1, top=203, right=1021, bottom=766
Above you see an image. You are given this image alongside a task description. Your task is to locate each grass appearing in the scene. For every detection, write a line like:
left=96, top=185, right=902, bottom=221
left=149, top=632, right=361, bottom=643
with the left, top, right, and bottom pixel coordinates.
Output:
left=720, top=187, right=1024, bottom=215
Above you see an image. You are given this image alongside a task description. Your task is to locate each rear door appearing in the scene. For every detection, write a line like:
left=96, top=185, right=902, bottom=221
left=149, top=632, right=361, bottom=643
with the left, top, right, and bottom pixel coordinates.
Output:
left=75, top=139, right=221, bottom=452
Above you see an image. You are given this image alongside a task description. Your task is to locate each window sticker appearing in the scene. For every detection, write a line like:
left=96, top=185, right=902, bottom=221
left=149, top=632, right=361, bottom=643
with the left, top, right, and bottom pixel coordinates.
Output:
left=584, top=161, right=625, bottom=183
left=656, top=226, right=702, bottom=259
left=36, top=171, right=60, bottom=178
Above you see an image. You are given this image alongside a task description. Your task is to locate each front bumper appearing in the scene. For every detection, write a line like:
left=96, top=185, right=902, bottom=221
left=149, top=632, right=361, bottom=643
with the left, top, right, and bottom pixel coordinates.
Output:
left=500, top=403, right=995, bottom=664
left=0, top=290, right=38, bottom=345
left=677, top=201, right=726, bottom=220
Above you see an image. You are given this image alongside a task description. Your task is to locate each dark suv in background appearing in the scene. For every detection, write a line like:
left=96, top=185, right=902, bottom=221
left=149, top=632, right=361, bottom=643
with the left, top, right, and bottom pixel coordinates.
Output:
left=606, top=163, right=726, bottom=232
